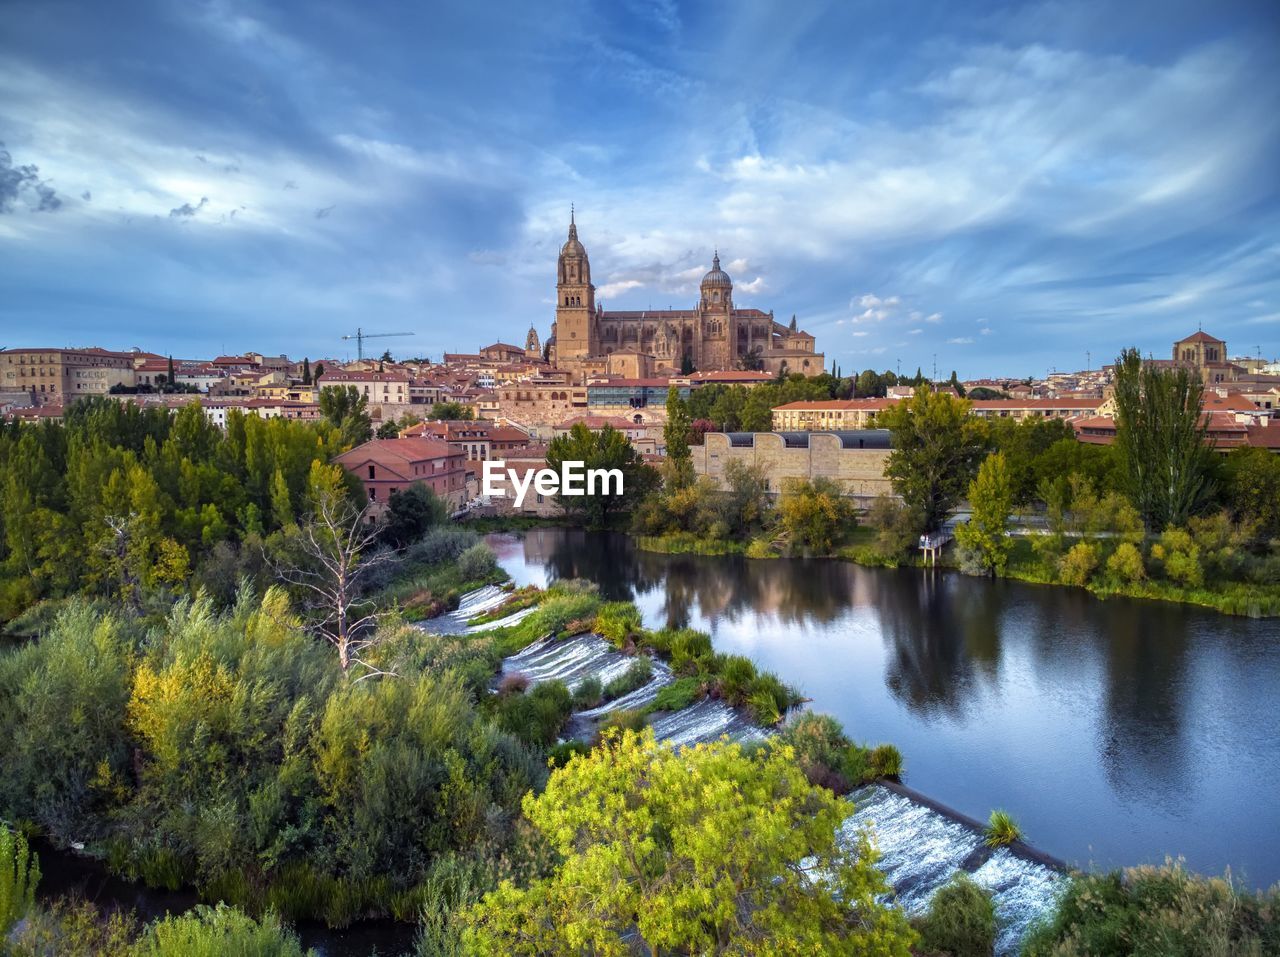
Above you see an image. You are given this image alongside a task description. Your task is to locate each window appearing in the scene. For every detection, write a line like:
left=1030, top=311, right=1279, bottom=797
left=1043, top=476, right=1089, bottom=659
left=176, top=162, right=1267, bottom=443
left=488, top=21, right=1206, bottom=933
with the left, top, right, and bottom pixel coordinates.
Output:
left=368, top=465, right=375, bottom=479
left=368, top=488, right=376, bottom=501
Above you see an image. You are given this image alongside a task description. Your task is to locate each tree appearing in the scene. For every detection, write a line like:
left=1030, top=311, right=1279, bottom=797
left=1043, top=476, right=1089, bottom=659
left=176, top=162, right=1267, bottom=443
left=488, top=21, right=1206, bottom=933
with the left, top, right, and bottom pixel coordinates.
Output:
left=778, top=476, right=857, bottom=554
left=269, top=493, right=397, bottom=681
left=302, top=357, right=312, bottom=385
left=546, top=423, right=658, bottom=528
left=429, top=401, right=473, bottom=421
left=382, top=481, right=447, bottom=547
left=463, top=729, right=916, bottom=956
left=166, top=355, right=176, bottom=389
left=1112, top=348, right=1215, bottom=531
left=877, top=388, right=988, bottom=535
left=313, top=361, right=325, bottom=380
left=721, top=458, right=771, bottom=535
left=663, top=386, right=694, bottom=490
left=948, top=370, right=966, bottom=397
left=379, top=349, right=393, bottom=364
left=955, top=452, right=1014, bottom=575
left=1223, top=447, right=1280, bottom=541
left=318, top=385, right=373, bottom=447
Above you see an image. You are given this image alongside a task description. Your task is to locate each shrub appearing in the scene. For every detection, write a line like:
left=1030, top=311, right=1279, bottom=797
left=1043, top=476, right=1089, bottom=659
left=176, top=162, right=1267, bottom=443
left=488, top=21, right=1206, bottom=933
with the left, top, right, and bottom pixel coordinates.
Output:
left=1058, top=541, right=1101, bottom=586
left=406, top=526, right=479, bottom=566
left=456, top=542, right=497, bottom=582
left=603, top=657, right=653, bottom=701
left=1150, top=525, right=1203, bottom=588
left=779, top=712, right=857, bottom=792
left=1021, top=861, right=1280, bottom=957
left=131, top=903, right=310, bottom=957
left=651, top=676, right=703, bottom=712
left=525, top=581, right=601, bottom=637
left=867, top=744, right=904, bottom=780
left=598, top=708, right=647, bottom=734
left=497, top=672, right=529, bottom=696
left=913, top=874, right=996, bottom=957
left=546, top=740, right=591, bottom=769
left=594, top=602, right=643, bottom=647
left=5, top=898, right=138, bottom=957
left=1, top=825, right=40, bottom=937
left=1105, top=541, right=1146, bottom=584
left=983, top=809, right=1022, bottom=848
left=571, top=676, right=603, bottom=710
left=496, top=680, right=573, bottom=748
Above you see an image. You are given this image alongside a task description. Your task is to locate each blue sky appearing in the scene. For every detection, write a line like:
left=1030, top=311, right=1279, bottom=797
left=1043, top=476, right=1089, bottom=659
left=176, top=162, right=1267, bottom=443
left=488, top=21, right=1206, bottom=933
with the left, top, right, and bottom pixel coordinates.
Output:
left=1, top=0, right=1277, bottom=377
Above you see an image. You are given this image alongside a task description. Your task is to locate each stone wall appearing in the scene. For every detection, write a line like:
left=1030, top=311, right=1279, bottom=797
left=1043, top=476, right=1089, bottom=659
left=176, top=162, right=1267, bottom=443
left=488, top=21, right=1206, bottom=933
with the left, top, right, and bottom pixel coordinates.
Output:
left=692, top=432, right=893, bottom=503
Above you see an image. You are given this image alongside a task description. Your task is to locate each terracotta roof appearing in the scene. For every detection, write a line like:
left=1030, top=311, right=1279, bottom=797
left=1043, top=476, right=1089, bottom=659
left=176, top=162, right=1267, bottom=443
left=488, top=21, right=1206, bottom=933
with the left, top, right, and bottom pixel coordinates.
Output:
left=1177, top=331, right=1226, bottom=344
left=773, top=399, right=897, bottom=411
left=333, top=437, right=462, bottom=476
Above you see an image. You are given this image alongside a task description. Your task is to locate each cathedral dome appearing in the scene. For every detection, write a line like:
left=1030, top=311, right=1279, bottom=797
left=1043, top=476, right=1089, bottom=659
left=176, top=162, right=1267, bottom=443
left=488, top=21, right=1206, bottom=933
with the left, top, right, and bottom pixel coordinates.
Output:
left=701, top=252, right=732, bottom=288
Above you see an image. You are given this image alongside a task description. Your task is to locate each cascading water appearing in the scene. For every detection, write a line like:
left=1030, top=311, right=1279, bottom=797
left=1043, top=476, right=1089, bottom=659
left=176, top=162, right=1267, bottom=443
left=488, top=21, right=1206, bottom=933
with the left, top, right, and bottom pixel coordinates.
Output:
left=846, top=784, right=1063, bottom=956
left=430, top=587, right=1064, bottom=953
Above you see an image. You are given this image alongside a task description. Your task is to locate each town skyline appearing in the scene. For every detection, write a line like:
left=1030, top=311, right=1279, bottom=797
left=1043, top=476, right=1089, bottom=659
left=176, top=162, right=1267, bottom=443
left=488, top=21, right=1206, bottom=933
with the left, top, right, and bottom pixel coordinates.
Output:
left=2, top=0, right=1278, bottom=377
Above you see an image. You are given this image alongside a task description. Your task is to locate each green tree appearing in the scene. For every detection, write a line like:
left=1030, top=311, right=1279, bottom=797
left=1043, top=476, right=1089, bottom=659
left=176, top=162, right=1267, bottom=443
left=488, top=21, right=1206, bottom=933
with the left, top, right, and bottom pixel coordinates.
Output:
left=382, top=481, right=447, bottom=548
left=302, top=357, right=312, bottom=385
left=877, top=388, right=988, bottom=535
left=429, top=401, right=473, bottom=421
left=545, top=424, right=658, bottom=528
left=313, top=361, right=325, bottom=380
left=318, top=385, right=373, bottom=448
left=721, top=458, right=772, bottom=536
left=1223, top=446, right=1280, bottom=541
left=777, top=476, right=856, bottom=554
left=1112, top=348, right=1215, bottom=531
left=663, top=386, right=694, bottom=490
left=955, top=452, right=1015, bottom=575
left=463, top=729, right=916, bottom=956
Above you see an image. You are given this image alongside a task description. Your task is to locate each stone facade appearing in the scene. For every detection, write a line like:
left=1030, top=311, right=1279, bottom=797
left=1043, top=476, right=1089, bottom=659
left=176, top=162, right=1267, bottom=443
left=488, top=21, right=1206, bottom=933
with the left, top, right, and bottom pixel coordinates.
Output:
left=546, top=213, right=824, bottom=380
left=0, top=347, right=136, bottom=401
left=692, top=431, right=894, bottom=505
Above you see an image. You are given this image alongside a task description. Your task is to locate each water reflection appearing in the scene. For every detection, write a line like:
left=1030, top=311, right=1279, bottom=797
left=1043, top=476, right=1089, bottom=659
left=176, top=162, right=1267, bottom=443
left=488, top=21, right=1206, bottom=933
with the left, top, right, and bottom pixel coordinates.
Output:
left=498, top=528, right=1280, bottom=885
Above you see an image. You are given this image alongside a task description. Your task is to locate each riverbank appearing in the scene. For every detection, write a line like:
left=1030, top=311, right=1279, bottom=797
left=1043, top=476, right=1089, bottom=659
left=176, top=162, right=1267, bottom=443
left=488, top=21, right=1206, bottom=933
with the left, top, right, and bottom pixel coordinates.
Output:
left=629, top=526, right=1280, bottom=618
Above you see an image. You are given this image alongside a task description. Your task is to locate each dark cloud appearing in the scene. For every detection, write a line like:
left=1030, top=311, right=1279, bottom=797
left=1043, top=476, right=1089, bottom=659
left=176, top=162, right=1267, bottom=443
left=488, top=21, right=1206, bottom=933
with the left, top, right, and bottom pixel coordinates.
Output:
left=0, top=143, right=62, bottom=213
left=169, top=196, right=209, bottom=218
left=283, top=180, right=298, bottom=190
left=315, top=204, right=334, bottom=218
left=82, top=190, right=91, bottom=201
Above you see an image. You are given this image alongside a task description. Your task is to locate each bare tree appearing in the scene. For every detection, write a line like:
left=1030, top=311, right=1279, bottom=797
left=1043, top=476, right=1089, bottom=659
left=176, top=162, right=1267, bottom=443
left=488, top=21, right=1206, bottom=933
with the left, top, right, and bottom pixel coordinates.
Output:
left=270, top=495, right=399, bottom=682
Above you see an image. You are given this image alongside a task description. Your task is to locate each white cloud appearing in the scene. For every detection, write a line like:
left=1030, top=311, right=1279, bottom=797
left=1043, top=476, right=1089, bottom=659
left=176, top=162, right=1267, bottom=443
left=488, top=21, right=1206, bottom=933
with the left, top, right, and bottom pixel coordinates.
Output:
left=925, top=312, right=943, bottom=323
left=947, top=336, right=975, bottom=344
left=598, top=278, right=645, bottom=298
left=908, top=328, right=923, bottom=335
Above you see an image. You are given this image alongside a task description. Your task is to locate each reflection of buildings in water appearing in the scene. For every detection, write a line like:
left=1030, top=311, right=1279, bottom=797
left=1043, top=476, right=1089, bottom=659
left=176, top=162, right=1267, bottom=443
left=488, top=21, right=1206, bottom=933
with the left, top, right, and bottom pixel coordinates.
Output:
left=876, top=571, right=1004, bottom=720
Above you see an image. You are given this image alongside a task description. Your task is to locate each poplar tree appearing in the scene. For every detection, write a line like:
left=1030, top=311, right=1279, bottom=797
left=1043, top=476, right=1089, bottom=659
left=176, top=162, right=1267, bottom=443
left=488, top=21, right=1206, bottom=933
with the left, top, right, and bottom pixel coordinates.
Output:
left=1112, top=348, right=1215, bottom=531
left=955, top=451, right=1014, bottom=574
left=663, top=385, right=694, bottom=490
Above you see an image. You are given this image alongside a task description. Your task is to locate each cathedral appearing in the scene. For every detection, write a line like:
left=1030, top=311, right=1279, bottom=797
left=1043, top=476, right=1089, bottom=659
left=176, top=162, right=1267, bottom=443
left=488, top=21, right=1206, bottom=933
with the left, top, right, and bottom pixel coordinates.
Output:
left=546, top=213, right=824, bottom=380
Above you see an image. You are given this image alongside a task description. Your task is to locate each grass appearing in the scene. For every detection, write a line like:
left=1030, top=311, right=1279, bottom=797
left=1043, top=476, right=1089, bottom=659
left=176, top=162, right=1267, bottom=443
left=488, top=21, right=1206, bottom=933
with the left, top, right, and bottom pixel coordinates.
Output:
left=602, top=657, right=653, bottom=701
left=649, top=676, right=704, bottom=713
left=634, top=532, right=747, bottom=556
left=983, top=809, right=1022, bottom=848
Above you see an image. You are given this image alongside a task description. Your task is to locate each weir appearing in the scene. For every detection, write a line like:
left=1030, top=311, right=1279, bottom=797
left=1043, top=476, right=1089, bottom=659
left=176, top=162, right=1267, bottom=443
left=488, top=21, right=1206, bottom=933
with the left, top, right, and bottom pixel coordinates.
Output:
left=428, top=587, right=1066, bottom=954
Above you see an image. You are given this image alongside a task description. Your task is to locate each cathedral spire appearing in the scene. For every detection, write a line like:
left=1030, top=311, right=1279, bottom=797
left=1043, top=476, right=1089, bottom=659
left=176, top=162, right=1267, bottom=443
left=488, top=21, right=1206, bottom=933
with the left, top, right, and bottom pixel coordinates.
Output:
left=568, top=204, right=577, bottom=241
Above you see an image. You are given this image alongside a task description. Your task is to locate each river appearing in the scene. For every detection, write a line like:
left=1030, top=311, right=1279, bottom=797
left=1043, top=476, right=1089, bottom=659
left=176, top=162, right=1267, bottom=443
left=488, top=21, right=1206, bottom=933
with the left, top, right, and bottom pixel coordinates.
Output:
left=489, top=527, right=1280, bottom=889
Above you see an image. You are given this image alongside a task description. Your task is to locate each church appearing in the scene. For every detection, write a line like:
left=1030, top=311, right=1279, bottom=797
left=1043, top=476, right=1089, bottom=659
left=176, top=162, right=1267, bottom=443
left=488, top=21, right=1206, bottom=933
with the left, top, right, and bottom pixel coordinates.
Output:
left=544, top=213, right=825, bottom=381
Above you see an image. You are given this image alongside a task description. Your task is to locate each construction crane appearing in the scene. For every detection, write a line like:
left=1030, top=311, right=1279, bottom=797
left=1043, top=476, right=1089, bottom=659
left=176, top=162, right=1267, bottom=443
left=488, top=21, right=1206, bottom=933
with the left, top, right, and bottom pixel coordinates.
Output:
left=341, top=328, right=414, bottom=361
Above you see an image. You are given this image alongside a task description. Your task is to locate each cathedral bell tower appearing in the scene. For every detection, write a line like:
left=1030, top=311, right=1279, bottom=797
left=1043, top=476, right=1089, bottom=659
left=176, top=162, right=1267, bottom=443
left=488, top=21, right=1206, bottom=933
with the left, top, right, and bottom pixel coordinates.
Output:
left=554, top=208, right=596, bottom=361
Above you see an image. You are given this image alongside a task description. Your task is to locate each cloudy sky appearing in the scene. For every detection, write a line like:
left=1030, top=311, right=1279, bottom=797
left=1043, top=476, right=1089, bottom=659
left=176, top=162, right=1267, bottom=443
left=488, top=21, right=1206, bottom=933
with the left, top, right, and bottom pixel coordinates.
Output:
left=1, top=0, right=1277, bottom=376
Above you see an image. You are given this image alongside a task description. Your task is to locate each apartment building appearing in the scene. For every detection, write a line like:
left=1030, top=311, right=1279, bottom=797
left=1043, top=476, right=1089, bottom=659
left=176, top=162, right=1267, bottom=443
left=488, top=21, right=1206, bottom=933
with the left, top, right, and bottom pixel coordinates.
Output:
left=334, top=437, right=468, bottom=512
left=0, top=347, right=136, bottom=400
